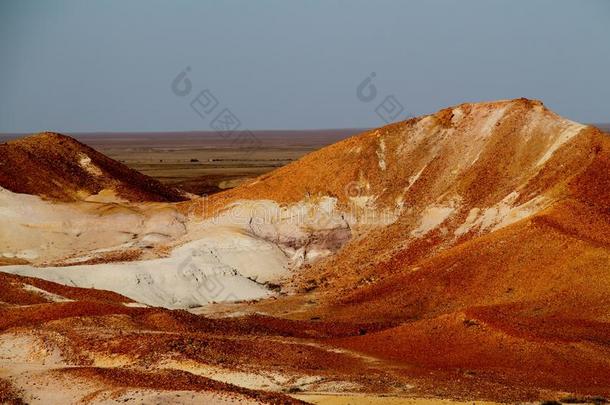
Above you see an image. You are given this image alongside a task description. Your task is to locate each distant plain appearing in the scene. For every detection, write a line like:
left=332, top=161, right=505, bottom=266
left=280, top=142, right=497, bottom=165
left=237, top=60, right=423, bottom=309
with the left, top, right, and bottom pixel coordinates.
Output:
left=13, top=129, right=362, bottom=195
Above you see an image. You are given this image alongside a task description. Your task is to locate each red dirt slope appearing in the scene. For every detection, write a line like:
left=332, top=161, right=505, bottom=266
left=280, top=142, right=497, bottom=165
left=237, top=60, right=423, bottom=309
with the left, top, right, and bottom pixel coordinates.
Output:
left=286, top=102, right=610, bottom=400
left=198, top=98, right=610, bottom=400
left=0, top=132, right=188, bottom=202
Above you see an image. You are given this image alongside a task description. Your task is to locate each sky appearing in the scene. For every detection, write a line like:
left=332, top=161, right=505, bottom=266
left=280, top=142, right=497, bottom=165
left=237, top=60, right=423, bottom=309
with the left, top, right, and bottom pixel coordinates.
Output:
left=1, top=0, right=609, bottom=133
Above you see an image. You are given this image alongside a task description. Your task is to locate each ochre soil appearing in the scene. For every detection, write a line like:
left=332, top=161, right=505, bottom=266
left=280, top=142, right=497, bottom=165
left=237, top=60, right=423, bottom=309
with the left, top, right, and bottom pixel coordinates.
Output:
left=57, top=367, right=309, bottom=404
left=3, top=100, right=610, bottom=403
left=180, top=99, right=610, bottom=402
left=1, top=270, right=608, bottom=403
left=0, top=132, right=188, bottom=202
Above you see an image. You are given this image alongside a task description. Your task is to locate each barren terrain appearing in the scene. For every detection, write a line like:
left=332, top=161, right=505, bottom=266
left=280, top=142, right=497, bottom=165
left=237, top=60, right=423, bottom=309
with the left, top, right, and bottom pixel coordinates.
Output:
left=1, top=100, right=610, bottom=404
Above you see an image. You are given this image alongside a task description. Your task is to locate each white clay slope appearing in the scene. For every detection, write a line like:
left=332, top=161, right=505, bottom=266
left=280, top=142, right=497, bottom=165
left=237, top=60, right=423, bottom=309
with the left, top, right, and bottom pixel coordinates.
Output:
left=3, top=238, right=277, bottom=308
left=0, top=188, right=359, bottom=308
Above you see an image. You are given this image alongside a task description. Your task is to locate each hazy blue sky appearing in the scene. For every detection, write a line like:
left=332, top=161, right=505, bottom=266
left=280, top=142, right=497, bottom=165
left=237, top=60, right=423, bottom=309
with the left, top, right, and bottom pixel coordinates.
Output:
left=1, top=0, right=609, bottom=132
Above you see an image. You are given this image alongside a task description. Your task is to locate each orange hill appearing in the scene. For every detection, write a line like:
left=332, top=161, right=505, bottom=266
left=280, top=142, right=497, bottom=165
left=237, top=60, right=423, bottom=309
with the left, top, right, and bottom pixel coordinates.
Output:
left=199, top=98, right=610, bottom=399
left=0, top=132, right=188, bottom=202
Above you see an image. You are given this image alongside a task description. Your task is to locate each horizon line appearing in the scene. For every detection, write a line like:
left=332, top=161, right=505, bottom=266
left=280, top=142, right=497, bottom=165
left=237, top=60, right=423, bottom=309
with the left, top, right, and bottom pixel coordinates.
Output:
left=0, top=127, right=371, bottom=137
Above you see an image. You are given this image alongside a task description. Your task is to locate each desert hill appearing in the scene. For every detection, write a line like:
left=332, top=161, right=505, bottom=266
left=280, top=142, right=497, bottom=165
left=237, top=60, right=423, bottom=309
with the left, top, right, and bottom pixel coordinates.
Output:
left=0, top=132, right=189, bottom=202
left=195, top=98, right=610, bottom=399
left=194, top=98, right=604, bottom=290
left=207, top=98, right=593, bottom=210
left=2, top=99, right=610, bottom=402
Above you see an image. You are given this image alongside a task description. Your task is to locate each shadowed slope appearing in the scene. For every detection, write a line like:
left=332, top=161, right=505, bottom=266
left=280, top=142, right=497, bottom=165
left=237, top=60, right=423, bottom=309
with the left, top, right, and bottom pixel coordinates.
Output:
left=0, top=132, right=189, bottom=202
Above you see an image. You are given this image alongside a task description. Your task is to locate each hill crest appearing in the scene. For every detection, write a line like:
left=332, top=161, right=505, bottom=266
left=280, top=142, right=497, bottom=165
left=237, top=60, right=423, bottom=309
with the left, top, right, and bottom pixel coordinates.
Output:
left=0, top=131, right=189, bottom=202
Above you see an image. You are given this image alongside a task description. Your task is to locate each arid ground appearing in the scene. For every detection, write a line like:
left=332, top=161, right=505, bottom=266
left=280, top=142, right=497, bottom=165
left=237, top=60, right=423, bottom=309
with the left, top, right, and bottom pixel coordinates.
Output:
left=1, top=100, right=610, bottom=404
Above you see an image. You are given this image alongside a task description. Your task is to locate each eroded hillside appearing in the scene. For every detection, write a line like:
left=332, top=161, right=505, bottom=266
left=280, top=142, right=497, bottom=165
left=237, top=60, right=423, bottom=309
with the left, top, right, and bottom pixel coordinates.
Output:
left=2, top=99, right=610, bottom=403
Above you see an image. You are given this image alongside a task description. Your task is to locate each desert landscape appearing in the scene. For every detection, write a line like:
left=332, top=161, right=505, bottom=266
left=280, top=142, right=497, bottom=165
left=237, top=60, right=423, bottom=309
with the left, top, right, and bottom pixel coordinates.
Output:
left=1, top=99, right=610, bottom=404
left=3, top=0, right=610, bottom=402
left=0, top=129, right=361, bottom=196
